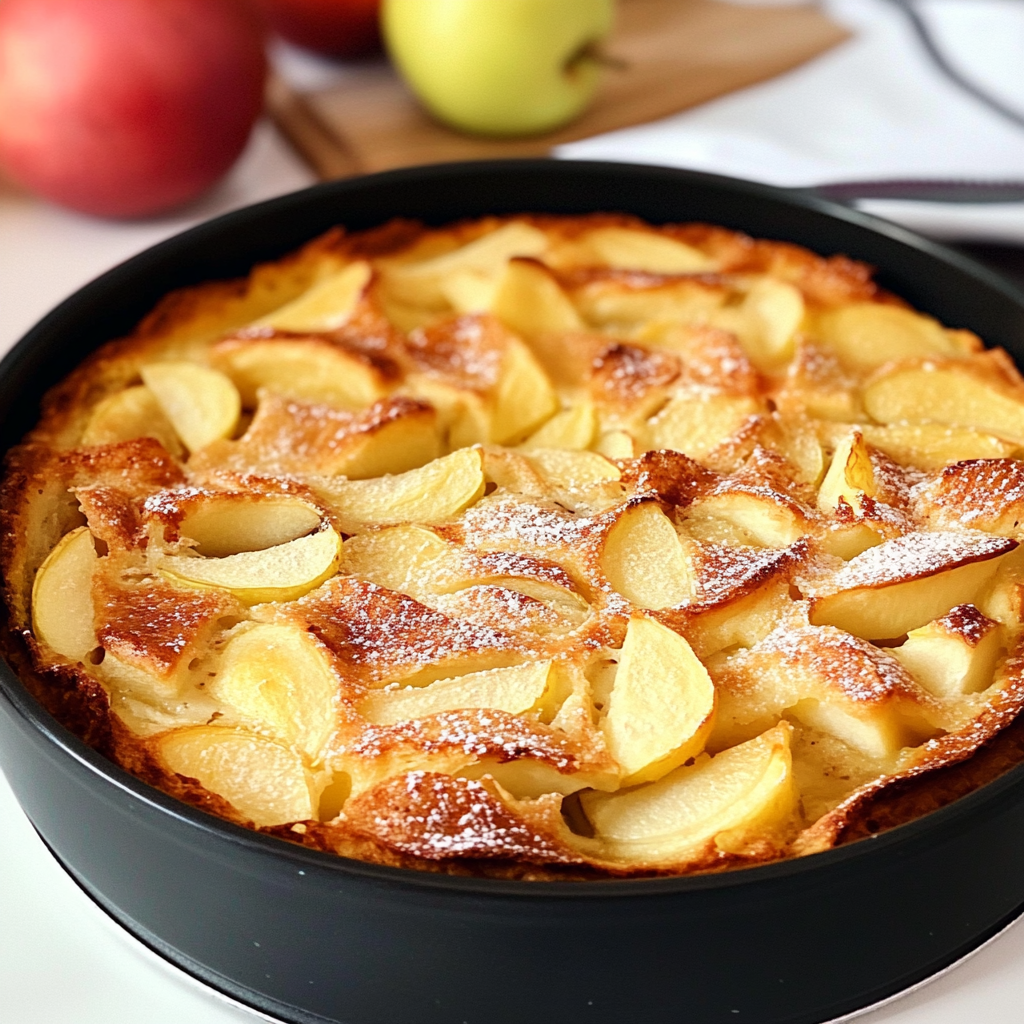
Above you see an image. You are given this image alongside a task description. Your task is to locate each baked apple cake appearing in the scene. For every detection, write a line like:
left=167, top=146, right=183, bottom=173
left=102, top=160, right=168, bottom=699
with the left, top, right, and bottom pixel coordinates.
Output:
left=6, top=214, right=1024, bottom=879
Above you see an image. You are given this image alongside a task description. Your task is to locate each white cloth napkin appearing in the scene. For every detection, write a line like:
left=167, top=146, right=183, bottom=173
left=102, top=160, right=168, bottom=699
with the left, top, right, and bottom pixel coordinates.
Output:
left=557, top=0, right=1024, bottom=241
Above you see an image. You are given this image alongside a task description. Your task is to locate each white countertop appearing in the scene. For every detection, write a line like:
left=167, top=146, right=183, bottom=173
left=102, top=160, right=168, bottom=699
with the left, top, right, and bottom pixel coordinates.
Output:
left=4, top=8, right=1024, bottom=1017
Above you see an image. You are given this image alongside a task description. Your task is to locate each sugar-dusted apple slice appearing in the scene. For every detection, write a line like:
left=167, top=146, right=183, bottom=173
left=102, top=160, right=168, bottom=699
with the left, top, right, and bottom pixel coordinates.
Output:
left=914, top=459, right=1024, bottom=538
left=809, top=531, right=1017, bottom=639
left=211, top=624, right=337, bottom=758
left=359, top=660, right=554, bottom=726
left=80, top=385, right=183, bottom=456
left=320, top=448, right=485, bottom=532
left=891, top=604, right=1003, bottom=698
left=489, top=257, right=583, bottom=337
left=519, top=402, right=597, bottom=451
left=524, top=449, right=621, bottom=490
left=255, top=260, right=371, bottom=332
left=31, top=527, right=99, bottom=662
left=383, top=222, right=549, bottom=308
left=160, top=525, right=341, bottom=604
left=601, top=501, right=694, bottom=609
left=855, top=423, right=1017, bottom=471
left=816, top=302, right=964, bottom=370
left=817, top=428, right=875, bottom=514
left=156, top=726, right=317, bottom=826
left=340, top=524, right=449, bottom=601
left=211, top=337, right=390, bottom=409
left=178, top=494, right=323, bottom=558
left=581, top=723, right=795, bottom=865
left=863, top=363, right=1024, bottom=443
left=645, top=394, right=760, bottom=460
left=602, top=615, right=716, bottom=784
left=140, top=362, right=241, bottom=454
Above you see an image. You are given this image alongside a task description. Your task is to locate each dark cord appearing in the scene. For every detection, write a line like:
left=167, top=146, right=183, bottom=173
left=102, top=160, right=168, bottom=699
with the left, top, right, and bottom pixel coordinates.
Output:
left=887, top=0, right=1024, bottom=131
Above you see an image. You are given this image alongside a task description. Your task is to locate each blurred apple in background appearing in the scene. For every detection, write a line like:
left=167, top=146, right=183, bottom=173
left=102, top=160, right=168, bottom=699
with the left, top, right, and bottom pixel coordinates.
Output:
left=256, top=0, right=381, bottom=58
left=382, top=0, right=614, bottom=137
left=0, top=0, right=267, bottom=218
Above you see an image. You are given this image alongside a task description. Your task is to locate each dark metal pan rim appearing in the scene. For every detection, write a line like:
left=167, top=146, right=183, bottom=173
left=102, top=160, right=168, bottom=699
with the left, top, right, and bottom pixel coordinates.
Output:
left=4, top=157, right=1024, bottom=904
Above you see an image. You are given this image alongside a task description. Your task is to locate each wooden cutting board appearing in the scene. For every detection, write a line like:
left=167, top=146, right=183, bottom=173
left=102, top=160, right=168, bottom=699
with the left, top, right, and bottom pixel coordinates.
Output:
left=268, top=0, right=849, bottom=180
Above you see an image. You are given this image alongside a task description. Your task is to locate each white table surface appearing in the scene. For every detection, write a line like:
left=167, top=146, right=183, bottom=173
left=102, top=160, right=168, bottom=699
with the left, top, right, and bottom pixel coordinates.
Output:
left=5, top=21, right=1024, bottom=1021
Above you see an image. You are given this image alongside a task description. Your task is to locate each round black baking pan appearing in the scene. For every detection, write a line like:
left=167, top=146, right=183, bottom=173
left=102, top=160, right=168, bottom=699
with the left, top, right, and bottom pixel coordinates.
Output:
left=3, top=160, right=1024, bottom=1024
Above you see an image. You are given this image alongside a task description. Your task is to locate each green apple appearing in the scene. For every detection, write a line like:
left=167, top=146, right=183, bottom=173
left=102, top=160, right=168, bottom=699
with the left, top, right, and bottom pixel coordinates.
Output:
left=382, top=0, right=614, bottom=137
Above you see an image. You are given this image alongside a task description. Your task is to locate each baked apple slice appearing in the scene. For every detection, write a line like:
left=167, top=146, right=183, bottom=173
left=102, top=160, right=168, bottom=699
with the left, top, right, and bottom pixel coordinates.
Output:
left=359, top=660, right=554, bottom=726
left=321, top=448, right=485, bottom=532
left=81, top=385, right=183, bottom=456
left=489, top=257, right=584, bottom=337
left=255, top=260, right=370, bottom=332
left=582, top=723, right=795, bottom=865
left=160, top=525, right=342, bottom=604
left=140, top=362, right=241, bottom=453
left=31, top=526, right=99, bottom=662
left=645, top=394, right=760, bottom=460
left=211, top=337, right=390, bottom=410
left=567, top=226, right=713, bottom=273
left=809, top=531, right=1017, bottom=639
left=519, top=402, right=597, bottom=451
left=601, top=501, right=694, bottom=609
left=817, top=428, right=875, bottom=514
left=601, top=615, right=716, bottom=784
left=156, top=726, right=317, bottom=826
left=863, top=363, right=1024, bottom=443
left=211, top=624, right=337, bottom=757
left=891, top=604, right=1003, bottom=698
left=383, top=222, right=548, bottom=308
left=816, top=302, right=965, bottom=369
left=178, top=494, right=323, bottom=558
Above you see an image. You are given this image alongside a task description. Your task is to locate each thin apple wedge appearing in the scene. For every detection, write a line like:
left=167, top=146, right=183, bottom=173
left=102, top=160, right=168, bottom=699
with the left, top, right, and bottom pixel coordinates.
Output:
left=319, top=447, right=486, bottom=533
left=855, top=423, right=1018, bottom=471
left=178, top=494, right=323, bottom=558
left=359, top=660, right=554, bottom=726
left=160, top=525, right=341, bottom=604
left=490, top=334, right=560, bottom=443
left=891, top=604, right=1003, bottom=698
left=31, top=527, right=99, bottom=662
left=809, top=532, right=1017, bottom=639
left=710, top=277, right=804, bottom=370
left=140, top=362, right=241, bottom=454
left=255, top=260, right=371, bottom=332
left=645, top=394, right=760, bottom=460
left=863, top=364, right=1024, bottom=443
left=581, top=723, right=796, bottom=865
left=601, top=501, right=694, bottom=609
left=519, top=402, right=597, bottom=451
left=340, top=524, right=449, bottom=599
left=817, top=429, right=875, bottom=513
left=602, top=615, right=716, bottom=784
left=211, top=624, right=337, bottom=758
left=489, top=257, right=583, bottom=337
left=383, top=222, right=549, bottom=308
left=156, top=726, right=317, bottom=826
left=573, top=226, right=713, bottom=273
left=817, top=302, right=964, bottom=370
left=211, top=337, right=390, bottom=409
left=81, top=385, right=183, bottom=456
left=524, top=448, right=620, bottom=490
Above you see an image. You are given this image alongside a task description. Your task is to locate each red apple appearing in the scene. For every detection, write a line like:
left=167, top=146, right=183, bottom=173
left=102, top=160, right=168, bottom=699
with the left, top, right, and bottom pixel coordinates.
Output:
left=257, top=0, right=380, bottom=58
left=0, top=0, right=268, bottom=218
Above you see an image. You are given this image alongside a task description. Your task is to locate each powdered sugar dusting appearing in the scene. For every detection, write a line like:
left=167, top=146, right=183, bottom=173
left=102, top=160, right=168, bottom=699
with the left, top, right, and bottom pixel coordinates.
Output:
left=828, top=531, right=1015, bottom=592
